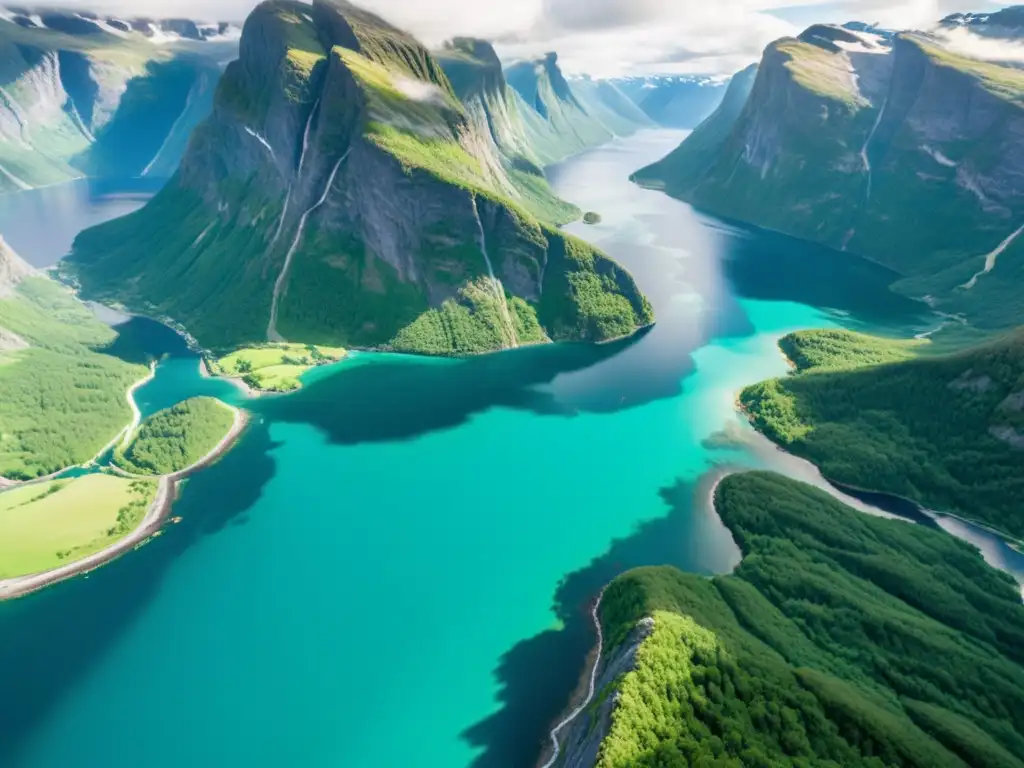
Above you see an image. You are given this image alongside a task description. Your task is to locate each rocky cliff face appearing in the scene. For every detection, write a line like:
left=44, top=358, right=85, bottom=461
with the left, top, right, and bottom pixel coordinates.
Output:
left=0, top=9, right=233, bottom=190
left=65, top=0, right=652, bottom=355
left=639, top=24, right=1024, bottom=329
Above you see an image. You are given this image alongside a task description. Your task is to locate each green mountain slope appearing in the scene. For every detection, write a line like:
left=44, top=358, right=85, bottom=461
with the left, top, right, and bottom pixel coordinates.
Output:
left=0, top=12, right=232, bottom=191
left=434, top=37, right=578, bottom=224
left=63, top=0, right=652, bottom=355
left=559, top=472, right=1024, bottom=767
left=741, top=328, right=1024, bottom=538
left=0, top=237, right=146, bottom=480
left=114, top=396, right=235, bottom=475
left=637, top=25, right=1024, bottom=329
left=505, top=52, right=648, bottom=165
left=633, top=64, right=757, bottom=189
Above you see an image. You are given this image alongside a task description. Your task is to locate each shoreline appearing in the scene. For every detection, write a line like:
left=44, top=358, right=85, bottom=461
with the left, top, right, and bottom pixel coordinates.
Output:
left=0, top=407, right=250, bottom=601
left=197, top=356, right=258, bottom=398
left=536, top=588, right=606, bottom=768
left=0, top=362, right=156, bottom=491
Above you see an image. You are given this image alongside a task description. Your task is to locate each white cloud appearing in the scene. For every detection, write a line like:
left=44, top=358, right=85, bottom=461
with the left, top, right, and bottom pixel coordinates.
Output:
left=932, top=26, right=1024, bottom=62
left=25, top=0, right=1015, bottom=76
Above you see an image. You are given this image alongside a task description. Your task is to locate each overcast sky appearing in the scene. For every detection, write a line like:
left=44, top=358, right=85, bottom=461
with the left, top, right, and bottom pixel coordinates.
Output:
left=51, top=0, right=1005, bottom=76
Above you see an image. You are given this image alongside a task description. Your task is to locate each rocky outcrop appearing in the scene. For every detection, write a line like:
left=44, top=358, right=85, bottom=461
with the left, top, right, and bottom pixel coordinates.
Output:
left=638, top=25, right=1024, bottom=329
left=66, top=0, right=653, bottom=355
left=555, top=616, right=654, bottom=768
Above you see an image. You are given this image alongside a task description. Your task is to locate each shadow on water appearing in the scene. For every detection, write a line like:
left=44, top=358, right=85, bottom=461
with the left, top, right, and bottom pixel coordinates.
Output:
left=461, top=471, right=742, bottom=768
left=0, top=422, right=279, bottom=765
left=93, top=316, right=191, bottom=366
left=256, top=330, right=654, bottom=443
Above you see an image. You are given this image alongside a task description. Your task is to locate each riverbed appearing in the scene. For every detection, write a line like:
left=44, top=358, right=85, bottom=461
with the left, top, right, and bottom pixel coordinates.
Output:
left=1, top=130, right=1021, bottom=768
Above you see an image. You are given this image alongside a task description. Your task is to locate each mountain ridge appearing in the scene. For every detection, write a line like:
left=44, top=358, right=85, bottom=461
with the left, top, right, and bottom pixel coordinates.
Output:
left=64, top=0, right=653, bottom=356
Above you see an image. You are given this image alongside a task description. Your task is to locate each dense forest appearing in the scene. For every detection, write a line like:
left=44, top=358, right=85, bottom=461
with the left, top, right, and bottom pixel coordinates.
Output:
left=0, top=277, right=147, bottom=480
left=740, top=328, right=1024, bottom=539
left=594, top=471, right=1024, bottom=767
left=114, top=397, right=236, bottom=476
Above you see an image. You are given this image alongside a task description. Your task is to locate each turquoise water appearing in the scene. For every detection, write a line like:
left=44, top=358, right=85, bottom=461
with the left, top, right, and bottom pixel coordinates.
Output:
left=2, top=130, right=1001, bottom=767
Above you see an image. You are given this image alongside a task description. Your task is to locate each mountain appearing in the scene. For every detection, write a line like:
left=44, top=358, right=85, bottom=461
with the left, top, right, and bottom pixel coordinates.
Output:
left=613, top=74, right=729, bottom=128
left=741, top=328, right=1024, bottom=538
left=63, top=0, right=653, bottom=356
left=0, top=7, right=237, bottom=191
left=632, top=64, right=758, bottom=188
left=634, top=22, right=1024, bottom=330
left=433, top=37, right=578, bottom=223
left=558, top=471, right=1024, bottom=767
left=504, top=52, right=649, bottom=164
left=940, top=6, right=1024, bottom=37
left=0, top=237, right=145, bottom=480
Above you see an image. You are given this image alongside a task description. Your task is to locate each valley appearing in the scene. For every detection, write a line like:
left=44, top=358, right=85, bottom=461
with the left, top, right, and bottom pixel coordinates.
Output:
left=2, top=2, right=1024, bottom=767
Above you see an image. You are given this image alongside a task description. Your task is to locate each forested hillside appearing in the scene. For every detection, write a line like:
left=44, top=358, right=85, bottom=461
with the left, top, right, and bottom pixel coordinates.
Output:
left=741, top=329, right=1024, bottom=538
left=114, top=397, right=236, bottom=475
left=0, top=240, right=146, bottom=480
left=582, top=472, right=1024, bottom=767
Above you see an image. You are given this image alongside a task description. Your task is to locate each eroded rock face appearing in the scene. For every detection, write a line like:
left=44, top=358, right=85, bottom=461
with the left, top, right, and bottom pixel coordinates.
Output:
left=637, top=25, right=1024, bottom=328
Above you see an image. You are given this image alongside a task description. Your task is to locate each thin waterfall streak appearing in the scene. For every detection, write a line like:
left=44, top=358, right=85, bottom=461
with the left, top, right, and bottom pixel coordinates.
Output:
left=269, top=187, right=291, bottom=248
left=297, top=97, right=320, bottom=176
left=960, top=222, right=1024, bottom=290
left=861, top=93, right=888, bottom=201
left=470, top=196, right=518, bottom=348
left=267, top=150, right=350, bottom=341
left=244, top=126, right=276, bottom=160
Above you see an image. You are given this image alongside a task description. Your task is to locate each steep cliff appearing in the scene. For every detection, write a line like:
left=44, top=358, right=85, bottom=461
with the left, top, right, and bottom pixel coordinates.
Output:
left=638, top=25, right=1024, bottom=329
left=0, top=10, right=233, bottom=191
left=633, top=64, right=757, bottom=189
left=434, top=37, right=579, bottom=224
left=64, top=0, right=652, bottom=355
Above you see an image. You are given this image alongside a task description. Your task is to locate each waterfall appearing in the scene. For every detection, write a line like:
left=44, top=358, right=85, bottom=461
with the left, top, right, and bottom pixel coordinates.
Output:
left=860, top=93, right=888, bottom=201
left=244, top=126, right=276, bottom=161
left=267, top=150, right=350, bottom=341
left=470, top=195, right=518, bottom=349
left=269, top=187, right=291, bottom=248
left=960, top=223, right=1024, bottom=290
left=297, top=97, right=320, bottom=176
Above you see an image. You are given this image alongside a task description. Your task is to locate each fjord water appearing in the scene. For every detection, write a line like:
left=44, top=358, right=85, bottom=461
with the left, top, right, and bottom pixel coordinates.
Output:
left=0, top=130, right=1011, bottom=768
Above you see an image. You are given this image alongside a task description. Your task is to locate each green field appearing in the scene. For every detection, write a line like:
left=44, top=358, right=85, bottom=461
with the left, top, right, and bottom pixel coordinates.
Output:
left=0, top=474, right=157, bottom=579
left=594, top=472, right=1024, bottom=767
left=741, top=328, right=1024, bottom=538
left=114, top=397, right=237, bottom=476
left=212, top=343, right=346, bottom=392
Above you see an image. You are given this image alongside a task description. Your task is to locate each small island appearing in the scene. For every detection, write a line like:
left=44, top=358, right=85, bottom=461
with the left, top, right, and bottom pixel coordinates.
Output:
left=583, top=211, right=602, bottom=225
left=208, top=343, right=347, bottom=393
left=113, top=397, right=240, bottom=476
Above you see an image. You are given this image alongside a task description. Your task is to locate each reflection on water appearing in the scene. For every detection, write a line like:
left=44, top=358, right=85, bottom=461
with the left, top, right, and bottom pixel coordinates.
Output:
left=0, top=178, right=162, bottom=267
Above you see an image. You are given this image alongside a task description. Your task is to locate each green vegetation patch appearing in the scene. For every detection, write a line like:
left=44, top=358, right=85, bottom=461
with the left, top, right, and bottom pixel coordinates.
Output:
left=741, top=328, right=1024, bottom=538
left=595, top=471, right=1024, bottom=767
left=0, top=474, right=157, bottom=578
left=776, top=39, right=867, bottom=108
left=212, top=343, right=346, bottom=392
left=114, top=397, right=236, bottom=476
left=0, top=277, right=147, bottom=480
left=912, top=35, right=1024, bottom=105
